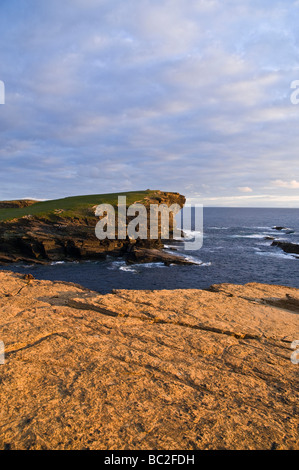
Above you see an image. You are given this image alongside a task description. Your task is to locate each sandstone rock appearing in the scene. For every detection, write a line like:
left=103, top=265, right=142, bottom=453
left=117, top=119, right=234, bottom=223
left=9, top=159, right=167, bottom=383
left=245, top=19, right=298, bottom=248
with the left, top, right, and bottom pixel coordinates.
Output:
left=0, top=191, right=185, bottom=265
left=0, top=271, right=298, bottom=450
left=125, top=246, right=197, bottom=265
left=0, top=200, right=38, bottom=209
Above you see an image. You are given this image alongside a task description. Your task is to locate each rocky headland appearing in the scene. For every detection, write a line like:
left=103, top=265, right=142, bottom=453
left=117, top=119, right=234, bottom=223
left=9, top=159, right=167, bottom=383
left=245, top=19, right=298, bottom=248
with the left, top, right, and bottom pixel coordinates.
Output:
left=0, top=271, right=298, bottom=450
left=0, top=190, right=192, bottom=266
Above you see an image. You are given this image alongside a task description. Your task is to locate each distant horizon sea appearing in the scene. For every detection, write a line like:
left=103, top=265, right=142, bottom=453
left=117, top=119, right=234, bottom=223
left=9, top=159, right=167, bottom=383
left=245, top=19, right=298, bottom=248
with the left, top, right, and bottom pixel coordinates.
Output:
left=1, top=207, right=299, bottom=293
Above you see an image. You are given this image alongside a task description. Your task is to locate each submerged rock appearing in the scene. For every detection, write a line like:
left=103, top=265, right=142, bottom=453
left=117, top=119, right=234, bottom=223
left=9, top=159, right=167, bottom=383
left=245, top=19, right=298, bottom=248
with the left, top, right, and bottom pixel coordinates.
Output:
left=272, top=226, right=294, bottom=234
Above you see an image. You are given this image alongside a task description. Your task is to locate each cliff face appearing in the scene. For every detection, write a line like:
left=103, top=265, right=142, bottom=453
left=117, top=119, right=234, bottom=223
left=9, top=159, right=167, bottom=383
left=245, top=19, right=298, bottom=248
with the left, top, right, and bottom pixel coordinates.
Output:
left=0, top=190, right=186, bottom=265
left=0, top=271, right=298, bottom=450
left=0, top=200, right=37, bottom=209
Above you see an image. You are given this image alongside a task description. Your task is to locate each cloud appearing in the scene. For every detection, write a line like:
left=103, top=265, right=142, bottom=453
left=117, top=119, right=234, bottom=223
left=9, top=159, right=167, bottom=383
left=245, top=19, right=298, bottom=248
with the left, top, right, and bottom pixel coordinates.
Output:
left=238, top=187, right=253, bottom=192
left=272, top=179, right=299, bottom=189
left=0, top=0, right=299, bottom=205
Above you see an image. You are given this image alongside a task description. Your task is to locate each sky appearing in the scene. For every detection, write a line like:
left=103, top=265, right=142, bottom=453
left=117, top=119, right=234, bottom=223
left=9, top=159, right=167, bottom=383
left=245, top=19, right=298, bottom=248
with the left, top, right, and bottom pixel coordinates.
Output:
left=0, top=0, right=299, bottom=207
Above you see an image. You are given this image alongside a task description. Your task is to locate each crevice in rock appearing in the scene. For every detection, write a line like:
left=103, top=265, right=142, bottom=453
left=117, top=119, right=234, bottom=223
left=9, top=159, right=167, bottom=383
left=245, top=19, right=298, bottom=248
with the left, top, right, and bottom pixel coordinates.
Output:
left=260, top=297, right=299, bottom=314
left=67, top=298, right=263, bottom=341
left=1, top=275, right=34, bottom=298
left=5, top=332, right=69, bottom=356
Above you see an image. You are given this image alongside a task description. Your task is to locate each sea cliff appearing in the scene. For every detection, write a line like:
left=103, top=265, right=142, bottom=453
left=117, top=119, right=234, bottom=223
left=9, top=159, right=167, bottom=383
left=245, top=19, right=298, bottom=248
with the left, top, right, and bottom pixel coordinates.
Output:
left=0, top=190, right=191, bottom=266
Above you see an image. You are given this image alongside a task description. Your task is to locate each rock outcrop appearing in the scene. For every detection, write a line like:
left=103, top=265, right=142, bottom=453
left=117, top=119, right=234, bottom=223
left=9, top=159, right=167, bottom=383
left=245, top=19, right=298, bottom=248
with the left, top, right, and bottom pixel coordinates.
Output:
left=0, top=200, right=38, bottom=209
left=272, top=226, right=288, bottom=231
left=271, top=240, right=299, bottom=256
left=272, top=226, right=294, bottom=234
left=0, top=271, right=298, bottom=450
left=125, top=246, right=195, bottom=265
left=0, top=191, right=188, bottom=265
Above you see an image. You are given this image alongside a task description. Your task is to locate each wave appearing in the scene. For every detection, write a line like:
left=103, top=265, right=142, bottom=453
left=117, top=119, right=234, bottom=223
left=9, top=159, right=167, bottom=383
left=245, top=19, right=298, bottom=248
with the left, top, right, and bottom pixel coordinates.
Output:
left=230, top=234, right=267, bottom=239
left=119, top=265, right=138, bottom=273
left=13, top=263, right=35, bottom=269
left=138, top=262, right=166, bottom=268
left=180, top=230, right=203, bottom=241
left=163, top=244, right=183, bottom=250
left=178, top=254, right=211, bottom=266
left=255, top=241, right=274, bottom=247
left=108, top=260, right=167, bottom=272
left=107, top=260, right=126, bottom=270
left=255, top=251, right=297, bottom=260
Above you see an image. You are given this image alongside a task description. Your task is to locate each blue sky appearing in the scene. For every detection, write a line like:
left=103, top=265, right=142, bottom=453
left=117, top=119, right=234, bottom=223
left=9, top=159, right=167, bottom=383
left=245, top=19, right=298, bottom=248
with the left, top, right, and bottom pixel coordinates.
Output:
left=0, top=0, right=299, bottom=206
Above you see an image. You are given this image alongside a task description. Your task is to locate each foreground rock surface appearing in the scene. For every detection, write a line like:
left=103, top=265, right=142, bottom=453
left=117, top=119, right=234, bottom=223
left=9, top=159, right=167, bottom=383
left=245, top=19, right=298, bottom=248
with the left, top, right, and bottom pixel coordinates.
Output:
left=0, top=271, right=298, bottom=450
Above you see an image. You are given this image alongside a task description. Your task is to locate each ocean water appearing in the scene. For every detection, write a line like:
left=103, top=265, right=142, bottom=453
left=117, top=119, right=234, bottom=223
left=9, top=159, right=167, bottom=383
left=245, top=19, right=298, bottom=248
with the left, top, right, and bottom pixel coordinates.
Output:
left=2, top=207, right=299, bottom=293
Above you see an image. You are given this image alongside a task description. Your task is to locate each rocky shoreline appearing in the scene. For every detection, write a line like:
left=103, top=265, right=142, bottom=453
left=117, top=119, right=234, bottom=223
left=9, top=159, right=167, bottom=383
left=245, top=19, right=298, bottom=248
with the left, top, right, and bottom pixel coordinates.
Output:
left=0, top=271, right=298, bottom=450
left=0, top=191, right=196, bottom=267
left=263, top=226, right=299, bottom=259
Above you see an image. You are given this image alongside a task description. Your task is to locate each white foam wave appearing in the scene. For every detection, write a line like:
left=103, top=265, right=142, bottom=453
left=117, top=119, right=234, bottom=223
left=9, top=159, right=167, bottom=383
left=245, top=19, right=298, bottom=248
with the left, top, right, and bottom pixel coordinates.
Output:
left=181, top=229, right=203, bottom=240
left=180, top=255, right=211, bottom=266
left=108, top=260, right=167, bottom=271
left=255, top=251, right=297, bottom=260
left=255, top=242, right=273, bottom=247
left=119, top=265, right=138, bottom=273
left=163, top=244, right=183, bottom=250
left=230, top=234, right=265, bottom=239
left=139, top=262, right=166, bottom=268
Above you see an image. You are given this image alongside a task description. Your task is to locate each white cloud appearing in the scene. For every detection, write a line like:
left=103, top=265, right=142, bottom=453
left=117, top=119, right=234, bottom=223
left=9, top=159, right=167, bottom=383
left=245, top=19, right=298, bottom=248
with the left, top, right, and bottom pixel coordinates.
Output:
left=238, top=186, right=253, bottom=192
left=0, top=0, right=299, bottom=205
left=272, top=179, right=299, bottom=189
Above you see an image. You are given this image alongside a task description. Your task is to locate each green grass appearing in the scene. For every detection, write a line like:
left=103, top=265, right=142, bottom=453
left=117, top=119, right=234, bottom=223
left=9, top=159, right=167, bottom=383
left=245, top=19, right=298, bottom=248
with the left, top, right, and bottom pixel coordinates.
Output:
left=0, top=190, right=154, bottom=222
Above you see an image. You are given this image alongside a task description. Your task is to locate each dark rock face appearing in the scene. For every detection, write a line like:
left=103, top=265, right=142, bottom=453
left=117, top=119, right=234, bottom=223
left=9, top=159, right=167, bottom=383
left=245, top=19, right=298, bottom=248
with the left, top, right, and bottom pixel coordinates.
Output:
left=272, top=226, right=287, bottom=231
left=271, top=240, right=299, bottom=255
left=125, top=246, right=196, bottom=266
left=0, top=191, right=186, bottom=265
left=0, top=200, right=37, bottom=209
left=272, top=226, right=294, bottom=234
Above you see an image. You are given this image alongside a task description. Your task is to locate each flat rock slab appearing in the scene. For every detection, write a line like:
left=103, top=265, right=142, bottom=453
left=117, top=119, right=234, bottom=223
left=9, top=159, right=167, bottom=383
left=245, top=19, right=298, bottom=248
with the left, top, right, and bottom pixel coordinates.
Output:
left=0, top=271, right=298, bottom=450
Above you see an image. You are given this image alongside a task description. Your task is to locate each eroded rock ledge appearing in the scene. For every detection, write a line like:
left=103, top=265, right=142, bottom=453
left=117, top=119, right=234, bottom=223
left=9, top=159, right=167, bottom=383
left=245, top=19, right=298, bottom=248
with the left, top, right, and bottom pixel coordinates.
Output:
left=0, top=271, right=298, bottom=450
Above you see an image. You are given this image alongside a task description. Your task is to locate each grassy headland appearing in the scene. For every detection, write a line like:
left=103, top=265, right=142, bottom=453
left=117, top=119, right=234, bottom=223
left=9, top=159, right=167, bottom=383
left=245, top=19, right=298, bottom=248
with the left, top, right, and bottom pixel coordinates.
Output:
left=0, top=190, right=156, bottom=222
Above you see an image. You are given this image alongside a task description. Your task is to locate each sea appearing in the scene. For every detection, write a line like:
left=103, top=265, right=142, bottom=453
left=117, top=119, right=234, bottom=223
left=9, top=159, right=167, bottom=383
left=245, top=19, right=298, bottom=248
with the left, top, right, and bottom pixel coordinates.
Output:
left=1, top=207, right=299, bottom=293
